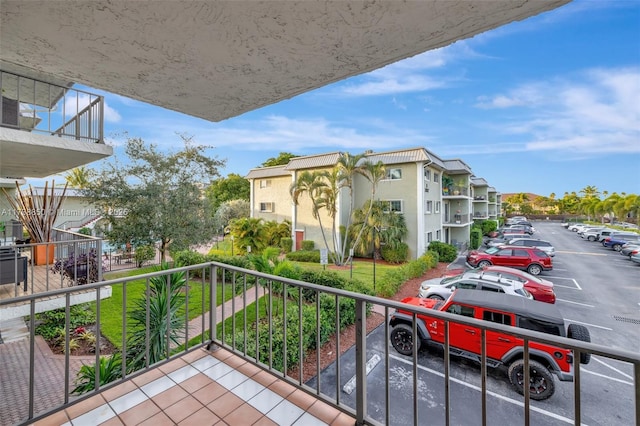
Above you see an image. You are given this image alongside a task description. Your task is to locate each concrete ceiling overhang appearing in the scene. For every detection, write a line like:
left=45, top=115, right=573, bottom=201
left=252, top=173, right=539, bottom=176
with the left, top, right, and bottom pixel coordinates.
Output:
left=0, top=1, right=569, bottom=123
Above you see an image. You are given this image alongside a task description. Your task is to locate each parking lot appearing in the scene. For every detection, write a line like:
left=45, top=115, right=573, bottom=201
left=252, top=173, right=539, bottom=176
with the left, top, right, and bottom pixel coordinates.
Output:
left=311, top=221, right=639, bottom=425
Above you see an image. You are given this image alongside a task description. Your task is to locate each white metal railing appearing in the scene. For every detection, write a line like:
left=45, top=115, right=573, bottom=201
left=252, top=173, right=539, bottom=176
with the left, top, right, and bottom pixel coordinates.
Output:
left=0, top=69, right=104, bottom=143
left=0, top=262, right=637, bottom=425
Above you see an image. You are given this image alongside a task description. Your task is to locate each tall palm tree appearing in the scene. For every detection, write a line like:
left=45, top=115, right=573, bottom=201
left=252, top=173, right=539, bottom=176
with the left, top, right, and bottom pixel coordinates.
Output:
left=65, top=166, right=94, bottom=188
left=289, top=170, right=332, bottom=255
left=335, top=152, right=366, bottom=262
left=347, top=160, right=385, bottom=261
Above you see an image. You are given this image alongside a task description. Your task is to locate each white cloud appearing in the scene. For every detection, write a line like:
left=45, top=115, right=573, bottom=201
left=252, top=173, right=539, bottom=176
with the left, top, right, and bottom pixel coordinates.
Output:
left=475, top=67, right=640, bottom=156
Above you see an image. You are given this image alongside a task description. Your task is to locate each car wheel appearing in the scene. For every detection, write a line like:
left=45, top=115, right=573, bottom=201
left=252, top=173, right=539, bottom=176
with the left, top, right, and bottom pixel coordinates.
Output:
left=508, top=359, right=555, bottom=401
left=477, top=260, right=491, bottom=268
left=390, top=323, right=420, bottom=356
left=527, top=264, right=542, bottom=275
left=567, top=324, right=591, bottom=364
left=428, top=295, right=444, bottom=301
left=613, top=244, right=622, bottom=251
left=588, top=236, right=596, bottom=241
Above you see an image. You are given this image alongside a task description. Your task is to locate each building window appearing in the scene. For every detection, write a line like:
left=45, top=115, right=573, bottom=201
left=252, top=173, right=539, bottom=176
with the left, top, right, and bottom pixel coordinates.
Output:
left=259, top=179, right=271, bottom=188
left=425, top=200, right=433, bottom=214
left=436, top=230, right=441, bottom=240
left=424, top=169, right=431, bottom=181
left=385, top=168, right=402, bottom=180
left=434, top=173, right=440, bottom=183
left=427, top=232, right=433, bottom=243
left=435, top=201, right=441, bottom=213
left=259, top=202, right=274, bottom=212
left=382, top=200, right=403, bottom=213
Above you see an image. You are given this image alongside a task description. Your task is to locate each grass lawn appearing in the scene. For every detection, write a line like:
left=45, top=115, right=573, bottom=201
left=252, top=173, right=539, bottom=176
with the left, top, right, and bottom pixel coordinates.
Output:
left=98, top=266, right=237, bottom=348
left=292, top=259, right=398, bottom=285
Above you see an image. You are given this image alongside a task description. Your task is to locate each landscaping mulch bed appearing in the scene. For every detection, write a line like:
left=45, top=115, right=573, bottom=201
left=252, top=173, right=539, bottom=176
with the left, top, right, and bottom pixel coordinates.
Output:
left=290, top=262, right=450, bottom=382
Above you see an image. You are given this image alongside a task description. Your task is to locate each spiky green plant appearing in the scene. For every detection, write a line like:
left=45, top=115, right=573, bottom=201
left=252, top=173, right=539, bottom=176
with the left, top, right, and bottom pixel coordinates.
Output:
left=127, top=263, right=187, bottom=371
left=72, top=353, right=123, bottom=395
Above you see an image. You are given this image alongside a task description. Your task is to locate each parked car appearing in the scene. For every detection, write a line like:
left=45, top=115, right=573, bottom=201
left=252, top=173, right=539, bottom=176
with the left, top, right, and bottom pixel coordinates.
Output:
left=443, top=265, right=556, bottom=303
left=581, top=227, right=612, bottom=241
left=568, top=223, right=589, bottom=232
left=466, top=246, right=553, bottom=275
left=418, top=272, right=531, bottom=300
left=501, top=224, right=535, bottom=234
left=485, top=233, right=532, bottom=248
left=597, top=229, right=635, bottom=242
left=630, top=251, right=640, bottom=266
left=602, top=234, right=640, bottom=251
left=389, top=289, right=591, bottom=400
left=620, top=242, right=640, bottom=258
left=506, top=216, right=527, bottom=225
left=483, top=230, right=527, bottom=245
left=500, top=238, right=555, bottom=257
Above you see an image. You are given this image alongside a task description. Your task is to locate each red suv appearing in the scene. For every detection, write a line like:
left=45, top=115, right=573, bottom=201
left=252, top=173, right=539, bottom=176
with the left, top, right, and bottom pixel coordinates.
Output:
left=466, top=246, right=552, bottom=276
left=390, top=289, right=591, bottom=400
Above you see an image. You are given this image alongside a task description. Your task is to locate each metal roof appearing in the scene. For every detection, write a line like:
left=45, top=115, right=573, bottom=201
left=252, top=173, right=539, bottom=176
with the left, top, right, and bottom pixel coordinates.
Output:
left=442, top=159, right=473, bottom=174
left=284, top=152, right=342, bottom=171
left=245, top=166, right=290, bottom=179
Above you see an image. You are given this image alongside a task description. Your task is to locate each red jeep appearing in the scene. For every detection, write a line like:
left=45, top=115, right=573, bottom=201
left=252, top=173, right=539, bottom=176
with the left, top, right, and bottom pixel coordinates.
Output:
left=389, top=289, right=591, bottom=400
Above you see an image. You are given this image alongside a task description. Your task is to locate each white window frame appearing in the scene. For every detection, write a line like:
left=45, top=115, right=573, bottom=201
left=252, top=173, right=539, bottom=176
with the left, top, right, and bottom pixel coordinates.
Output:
left=425, top=200, right=433, bottom=214
left=435, top=201, right=441, bottom=213
left=424, top=169, right=431, bottom=181
left=434, top=173, right=440, bottom=183
left=259, top=179, right=272, bottom=188
left=259, top=202, right=274, bottom=212
left=383, top=200, right=403, bottom=213
left=427, top=232, right=433, bottom=243
left=384, top=168, right=402, bottom=180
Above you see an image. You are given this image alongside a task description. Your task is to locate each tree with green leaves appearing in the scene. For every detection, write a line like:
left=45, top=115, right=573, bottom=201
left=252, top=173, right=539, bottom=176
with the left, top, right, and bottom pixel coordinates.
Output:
left=290, top=170, right=332, bottom=254
left=228, top=217, right=266, bottom=254
left=65, top=166, right=95, bottom=189
left=82, top=134, right=225, bottom=262
left=205, top=173, right=250, bottom=213
left=213, top=199, right=250, bottom=235
left=261, top=152, right=299, bottom=167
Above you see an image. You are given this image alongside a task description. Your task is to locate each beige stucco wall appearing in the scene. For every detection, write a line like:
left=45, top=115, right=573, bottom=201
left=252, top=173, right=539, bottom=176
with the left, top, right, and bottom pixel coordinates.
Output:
left=253, top=175, right=294, bottom=224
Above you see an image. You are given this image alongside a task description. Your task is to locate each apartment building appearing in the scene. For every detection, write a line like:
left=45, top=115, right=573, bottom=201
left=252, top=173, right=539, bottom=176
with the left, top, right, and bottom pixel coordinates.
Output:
left=246, top=147, right=501, bottom=259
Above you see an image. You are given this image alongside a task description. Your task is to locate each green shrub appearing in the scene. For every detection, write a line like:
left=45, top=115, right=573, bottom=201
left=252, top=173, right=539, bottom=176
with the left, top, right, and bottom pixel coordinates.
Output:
left=72, top=353, right=123, bottom=395
left=480, top=220, right=498, bottom=235
left=470, top=228, right=483, bottom=250
left=420, top=250, right=439, bottom=268
left=301, top=240, right=315, bottom=251
left=280, top=237, right=293, bottom=253
left=285, top=250, right=321, bottom=263
left=427, top=241, right=458, bottom=262
left=376, top=268, right=407, bottom=298
left=381, top=242, right=408, bottom=263
left=78, top=227, right=92, bottom=236
left=134, top=245, right=156, bottom=267
left=33, top=304, right=96, bottom=340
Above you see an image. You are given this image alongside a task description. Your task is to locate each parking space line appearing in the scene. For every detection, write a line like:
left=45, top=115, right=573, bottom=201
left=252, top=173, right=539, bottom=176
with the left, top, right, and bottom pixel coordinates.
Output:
left=389, top=354, right=577, bottom=424
left=562, top=319, right=612, bottom=330
left=556, top=299, right=593, bottom=307
left=583, top=369, right=633, bottom=385
left=592, top=357, right=634, bottom=380
left=545, top=277, right=582, bottom=290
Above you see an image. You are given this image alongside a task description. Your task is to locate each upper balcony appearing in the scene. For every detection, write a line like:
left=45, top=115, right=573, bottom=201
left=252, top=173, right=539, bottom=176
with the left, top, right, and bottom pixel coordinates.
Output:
left=0, top=69, right=113, bottom=180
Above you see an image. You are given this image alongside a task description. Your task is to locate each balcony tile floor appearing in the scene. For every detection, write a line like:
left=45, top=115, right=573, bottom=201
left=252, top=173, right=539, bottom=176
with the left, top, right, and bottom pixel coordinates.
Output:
left=29, top=347, right=355, bottom=426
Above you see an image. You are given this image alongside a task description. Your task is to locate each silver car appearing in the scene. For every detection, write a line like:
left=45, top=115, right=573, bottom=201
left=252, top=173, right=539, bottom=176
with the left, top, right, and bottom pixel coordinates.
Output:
left=503, top=238, right=556, bottom=257
left=418, top=272, right=531, bottom=300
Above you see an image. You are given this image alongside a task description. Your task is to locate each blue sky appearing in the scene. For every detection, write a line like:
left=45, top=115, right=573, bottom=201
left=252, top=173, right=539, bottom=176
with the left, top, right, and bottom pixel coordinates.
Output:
left=52, top=0, right=640, bottom=197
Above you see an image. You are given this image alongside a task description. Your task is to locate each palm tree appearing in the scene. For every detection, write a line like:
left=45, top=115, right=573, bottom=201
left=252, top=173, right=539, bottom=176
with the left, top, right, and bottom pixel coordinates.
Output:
left=65, top=166, right=94, bottom=188
left=335, top=152, right=366, bottom=263
left=347, top=160, right=385, bottom=262
left=289, top=171, right=332, bottom=255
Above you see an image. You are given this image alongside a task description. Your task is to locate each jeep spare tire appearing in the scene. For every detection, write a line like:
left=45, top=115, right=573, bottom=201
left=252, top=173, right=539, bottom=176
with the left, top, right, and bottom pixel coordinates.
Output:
left=567, top=324, right=591, bottom=364
left=508, top=359, right=555, bottom=400
left=390, top=323, right=420, bottom=356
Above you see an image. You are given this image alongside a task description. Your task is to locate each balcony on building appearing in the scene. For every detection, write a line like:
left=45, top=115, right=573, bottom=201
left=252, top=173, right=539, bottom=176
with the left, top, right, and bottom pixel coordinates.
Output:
left=0, top=67, right=113, bottom=181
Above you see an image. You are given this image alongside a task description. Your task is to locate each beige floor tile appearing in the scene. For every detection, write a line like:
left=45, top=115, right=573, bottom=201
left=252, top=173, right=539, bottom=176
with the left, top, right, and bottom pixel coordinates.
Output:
left=158, top=358, right=188, bottom=374
left=206, top=391, right=244, bottom=419
left=222, top=402, right=264, bottom=425
left=250, top=370, right=278, bottom=388
left=117, top=399, right=160, bottom=425
left=331, top=412, right=357, bottom=426
left=307, top=400, right=340, bottom=424
left=131, top=368, right=166, bottom=387
left=101, top=380, right=139, bottom=402
left=179, top=372, right=214, bottom=394
left=251, top=416, right=279, bottom=426
left=64, top=394, right=107, bottom=419
left=163, top=395, right=204, bottom=423
left=137, top=411, right=177, bottom=426
left=268, top=379, right=295, bottom=399
left=287, top=389, right=317, bottom=411
left=178, top=407, right=220, bottom=426
left=30, top=409, right=69, bottom=425
left=192, top=382, right=227, bottom=405
left=100, top=415, right=125, bottom=425
left=153, top=385, right=189, bottom=409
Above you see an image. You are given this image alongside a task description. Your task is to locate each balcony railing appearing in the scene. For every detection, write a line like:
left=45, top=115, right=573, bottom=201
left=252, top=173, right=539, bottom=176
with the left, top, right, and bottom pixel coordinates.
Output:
left=1, top=261, right=636, bottom=425
left=444, top=213, right=469, bottom=224
left=0, top=69, right=104, bottom=143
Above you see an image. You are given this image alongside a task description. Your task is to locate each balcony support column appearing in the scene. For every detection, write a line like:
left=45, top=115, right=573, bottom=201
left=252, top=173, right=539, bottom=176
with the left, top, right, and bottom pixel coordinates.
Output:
left=355, top=299, right=367, bottom=425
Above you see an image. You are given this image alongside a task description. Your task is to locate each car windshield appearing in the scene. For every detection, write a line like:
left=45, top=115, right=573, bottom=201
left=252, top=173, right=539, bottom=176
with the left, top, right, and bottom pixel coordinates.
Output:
left=441, top=275, right=462, bottom=284
left=485, top=247, right=500, bottom=254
